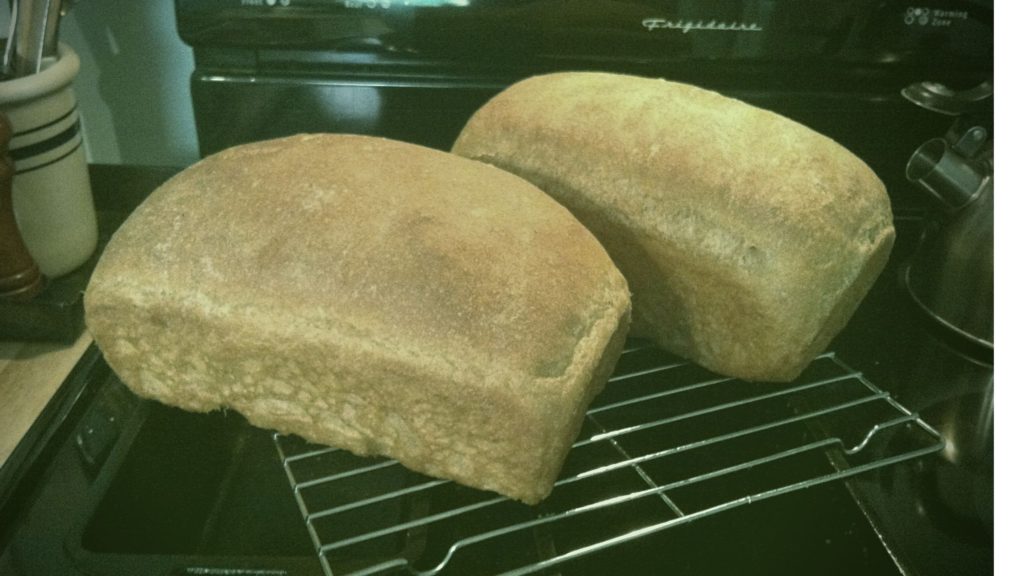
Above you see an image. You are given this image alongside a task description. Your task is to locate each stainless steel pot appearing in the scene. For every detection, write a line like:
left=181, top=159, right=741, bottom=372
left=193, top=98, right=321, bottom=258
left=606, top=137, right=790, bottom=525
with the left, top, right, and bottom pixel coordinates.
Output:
left=902, top=97, right=993, bottom=355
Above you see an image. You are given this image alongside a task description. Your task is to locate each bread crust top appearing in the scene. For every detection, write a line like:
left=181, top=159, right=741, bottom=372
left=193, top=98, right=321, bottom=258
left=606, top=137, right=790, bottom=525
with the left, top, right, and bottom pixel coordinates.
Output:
left=87, top=134, right=630, bottom=390
left=454, top=72, right=892, bottom=270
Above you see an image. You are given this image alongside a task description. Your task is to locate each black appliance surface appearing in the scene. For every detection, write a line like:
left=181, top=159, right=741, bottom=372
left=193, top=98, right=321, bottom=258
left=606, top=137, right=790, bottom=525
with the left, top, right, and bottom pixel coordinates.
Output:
left=1, top=1, right=994, bottom=575
left=0, top=209, right=990, bottom=575
left=180, top=0, right=992, bottom=213
left=0, top=335, right=939, bottom=576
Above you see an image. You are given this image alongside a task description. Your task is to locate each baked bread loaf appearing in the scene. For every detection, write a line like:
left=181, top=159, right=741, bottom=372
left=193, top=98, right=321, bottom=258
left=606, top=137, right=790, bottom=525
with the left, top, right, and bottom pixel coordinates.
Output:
left=453, top=72, right=894, bottom=382
left=84, top=134, right=631, bottom=504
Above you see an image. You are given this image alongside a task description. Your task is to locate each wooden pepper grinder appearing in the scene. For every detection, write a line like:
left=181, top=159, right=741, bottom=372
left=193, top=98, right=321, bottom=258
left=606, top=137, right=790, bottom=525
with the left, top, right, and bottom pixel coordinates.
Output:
left=1, top=111, right=46, bottom=301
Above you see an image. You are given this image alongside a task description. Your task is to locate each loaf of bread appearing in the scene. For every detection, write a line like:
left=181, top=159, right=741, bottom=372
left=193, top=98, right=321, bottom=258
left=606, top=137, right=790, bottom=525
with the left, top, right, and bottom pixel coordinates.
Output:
left=453, top=72, right=894, bottom=382
left=84, top=134, right=631, bottom=504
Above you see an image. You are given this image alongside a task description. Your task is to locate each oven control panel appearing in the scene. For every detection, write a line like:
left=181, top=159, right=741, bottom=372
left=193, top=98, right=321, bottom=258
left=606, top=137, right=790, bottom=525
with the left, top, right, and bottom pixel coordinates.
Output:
left=175, top=0, right=992, bottom=72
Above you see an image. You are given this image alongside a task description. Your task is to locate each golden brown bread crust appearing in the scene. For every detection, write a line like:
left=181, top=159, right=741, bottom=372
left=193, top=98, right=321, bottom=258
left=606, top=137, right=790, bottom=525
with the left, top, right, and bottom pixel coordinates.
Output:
left=453, top=72, right=894, bottom=382
left=84, top=134, right=631, bottom=504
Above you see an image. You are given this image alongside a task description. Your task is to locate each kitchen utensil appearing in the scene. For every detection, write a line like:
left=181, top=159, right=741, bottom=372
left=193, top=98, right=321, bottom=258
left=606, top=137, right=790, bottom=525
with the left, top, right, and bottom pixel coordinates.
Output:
left=2, top=0, right=66, bottom=79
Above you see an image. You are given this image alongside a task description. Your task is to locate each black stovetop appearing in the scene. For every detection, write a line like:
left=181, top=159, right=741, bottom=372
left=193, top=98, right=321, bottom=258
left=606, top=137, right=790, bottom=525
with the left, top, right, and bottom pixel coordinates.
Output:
left=0, top=165, right=993, bottom=576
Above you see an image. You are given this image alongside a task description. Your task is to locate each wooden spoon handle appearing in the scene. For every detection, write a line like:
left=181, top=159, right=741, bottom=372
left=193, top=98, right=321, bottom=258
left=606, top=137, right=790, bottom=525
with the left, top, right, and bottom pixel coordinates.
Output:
left=0, top=111, right=45, bottom=301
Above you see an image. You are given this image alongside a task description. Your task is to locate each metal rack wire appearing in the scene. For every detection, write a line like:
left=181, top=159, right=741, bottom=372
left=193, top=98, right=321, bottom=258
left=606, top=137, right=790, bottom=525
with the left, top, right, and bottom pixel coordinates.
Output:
left=274, top=343, right=944, bottom=576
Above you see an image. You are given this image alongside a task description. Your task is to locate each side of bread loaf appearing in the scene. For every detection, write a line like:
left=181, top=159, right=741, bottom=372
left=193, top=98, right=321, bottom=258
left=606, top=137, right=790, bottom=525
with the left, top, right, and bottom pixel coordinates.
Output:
left=84, top=134, right=631, bottom=504
left=453, top=72, right=894, bottom=382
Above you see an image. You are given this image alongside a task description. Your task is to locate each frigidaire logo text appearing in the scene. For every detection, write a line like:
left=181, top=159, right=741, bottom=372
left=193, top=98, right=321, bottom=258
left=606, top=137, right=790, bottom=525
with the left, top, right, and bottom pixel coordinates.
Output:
left=641, top=18, right=764, bottom=33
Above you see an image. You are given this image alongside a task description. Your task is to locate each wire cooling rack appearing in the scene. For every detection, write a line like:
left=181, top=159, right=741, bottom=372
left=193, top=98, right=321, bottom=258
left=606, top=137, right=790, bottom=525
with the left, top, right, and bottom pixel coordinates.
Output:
left=273, top=342, right=943, bottom=576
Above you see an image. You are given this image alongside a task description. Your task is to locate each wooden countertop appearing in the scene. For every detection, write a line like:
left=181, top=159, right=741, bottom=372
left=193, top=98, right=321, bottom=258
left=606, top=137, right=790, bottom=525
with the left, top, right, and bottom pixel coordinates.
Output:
left=0, top=333, right=92, bottom=468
